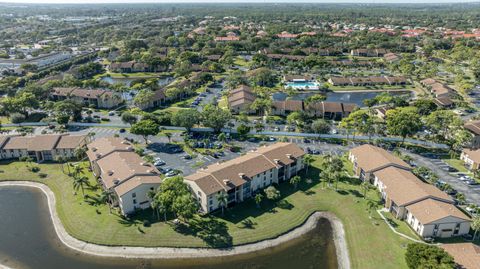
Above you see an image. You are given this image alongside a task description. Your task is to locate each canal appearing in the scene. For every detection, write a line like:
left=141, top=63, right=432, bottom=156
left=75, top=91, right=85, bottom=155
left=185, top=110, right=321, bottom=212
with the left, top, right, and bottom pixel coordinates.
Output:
left=0, top=186, right=338, bottom=269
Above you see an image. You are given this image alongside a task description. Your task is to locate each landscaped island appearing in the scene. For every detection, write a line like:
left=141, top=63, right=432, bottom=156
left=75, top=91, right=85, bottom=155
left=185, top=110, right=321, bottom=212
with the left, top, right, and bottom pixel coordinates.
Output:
left=0, top=157, right=412, bottom=269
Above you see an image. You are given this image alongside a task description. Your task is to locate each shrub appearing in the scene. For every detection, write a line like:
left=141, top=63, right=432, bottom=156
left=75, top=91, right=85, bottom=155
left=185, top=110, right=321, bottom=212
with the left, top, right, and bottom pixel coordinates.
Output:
left=143, top=220, right=151, bottom=227
left=10, top=113, right=26, bottom=123
left=29, top=166, right=40, bottom=173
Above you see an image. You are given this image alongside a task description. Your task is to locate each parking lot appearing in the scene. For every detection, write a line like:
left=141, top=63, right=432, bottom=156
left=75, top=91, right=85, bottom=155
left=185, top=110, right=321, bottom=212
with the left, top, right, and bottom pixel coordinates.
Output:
left=402, top=150, right=480, bottom=208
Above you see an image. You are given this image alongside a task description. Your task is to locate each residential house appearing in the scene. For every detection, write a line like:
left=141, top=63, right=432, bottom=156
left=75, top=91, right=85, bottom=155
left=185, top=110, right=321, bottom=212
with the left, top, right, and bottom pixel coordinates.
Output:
left=86, top=137, right=161, bottom=215
left=135, top=89, right=166, bottom=110
left=460, top=148, right=480, bottom=170
left=348, top=144, right=411, bottom=182
left=352, top=145, right=471, bottom=239
left=328, top=76, right=408, bottom=86
left=214, top=36, right=240, bottom=42
left=283, top=75, right=315, bottom=83
left=464, top=120, right=480, bottom=149
left=420, top=78, right=454, bottom=97
left=350, top=48, right=388, bottom=57
left=50, top=87, right=122, bottom=109
left=276, top=31, right=298, bottom=40
left=272, top=99, right=304, bottom=116
left=441, top=243, right=480, bottom=269
left=0, top=134, right=87, bottom=162
left=185, top=143, right=305, bottom=213
left=227, top=85, right=256, bottom=114
left=433, top=96, right=454, bottom=108
left=305, top=102, right=357, bottom=121
left=384, top=53, right=401, bottom=62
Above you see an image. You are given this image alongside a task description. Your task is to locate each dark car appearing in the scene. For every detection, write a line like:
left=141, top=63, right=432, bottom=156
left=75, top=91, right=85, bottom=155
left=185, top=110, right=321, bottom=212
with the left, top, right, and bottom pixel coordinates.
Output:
left=183, top=155, right=193, bottom=160
left=119, top=128, right=126, bottom=133
left=303, top=138, right=311, bottom=143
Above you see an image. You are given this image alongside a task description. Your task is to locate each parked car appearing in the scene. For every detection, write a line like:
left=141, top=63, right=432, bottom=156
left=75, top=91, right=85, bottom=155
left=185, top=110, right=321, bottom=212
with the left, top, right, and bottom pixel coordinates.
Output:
left=183, top=155, right=193, bottom=160
left=165, top=171, right=177, bottom=177
left=119, top=128, right=126, bottom=133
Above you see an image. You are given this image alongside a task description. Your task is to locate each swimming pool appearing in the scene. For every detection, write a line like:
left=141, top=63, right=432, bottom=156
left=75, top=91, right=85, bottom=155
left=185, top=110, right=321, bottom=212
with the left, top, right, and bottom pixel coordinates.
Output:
left=285, top=81, right=320, bottom=90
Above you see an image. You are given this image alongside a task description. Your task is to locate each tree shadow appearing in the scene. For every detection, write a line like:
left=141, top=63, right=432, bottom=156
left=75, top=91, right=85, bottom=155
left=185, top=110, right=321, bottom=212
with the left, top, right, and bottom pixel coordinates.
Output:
left=349, top=189, right=363, bottom=198
left=117, top=216, right=143, bottom=227
left=277, top=199, right=294, bottom=210
left=302, top=189, right=316, bottom=195
left=172, top=216, right=233, bottom=248
left=238, top=218, right=256, bottom=229
left=336, top=190, right=349, bottom=195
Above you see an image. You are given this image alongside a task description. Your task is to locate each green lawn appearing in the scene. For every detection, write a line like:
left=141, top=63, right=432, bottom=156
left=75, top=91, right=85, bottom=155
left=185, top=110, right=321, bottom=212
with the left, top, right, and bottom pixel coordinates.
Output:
left=380, top=211, right=422, bottom=240
left=0, top=157, right=411, bottom=269
left=442, top=158, right=470, bottom=174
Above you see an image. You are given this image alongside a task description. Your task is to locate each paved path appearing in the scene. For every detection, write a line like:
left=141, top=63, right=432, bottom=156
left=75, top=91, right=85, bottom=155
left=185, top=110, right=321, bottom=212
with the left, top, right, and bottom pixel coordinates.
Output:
left=0, top=182, right=350, bottom=269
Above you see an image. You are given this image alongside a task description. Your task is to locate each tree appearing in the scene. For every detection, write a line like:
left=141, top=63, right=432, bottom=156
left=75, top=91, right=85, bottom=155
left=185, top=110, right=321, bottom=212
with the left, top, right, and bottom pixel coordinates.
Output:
left=311, top=119, right=331, bottom=134
left=130, top=119, right=160, bottom=144
left=254, top=193, right=263, bottom=208
left=320, top=154, right=344, bottom=190
left=201, top=104, right=232, bottom=133
left=386, top=107, right=422, bottom=145
left=73, top=176, right=89, bottom=196
left=216, top=192, right=228, bottom=216
left=425, top=110, right=462, bottom=142
left=303, top=154, right=314, bottom=174
left=236, top=124, right=251, bottom=138
left=133, top=89, right=155, bottom=108
left=171, top=109, right=200, bottom=132
left=99, top=190, right=115, bottom=213
left=164, top=132, right=172, bottom=143
left=405, top=243, right=455, bottom=269
left=264, top=186, right=281, bottom=201
left=157, top=176, right=191, bottom=218
left=472, top=216, right=480, bottom=241
left=290, top=175, right=302, bottom=190
left=361, top=181, right=372, bottom=199
left=413, top=98, right=437, bottom=116
left=249, top=67, right=277, bottom=87
left=250, top=98, right=272, bottom=116
left=172, top=194, right=198, bottom=222
left=366, top=199, right=377, bottom=218
left=121, top=112, right=137, bottom=126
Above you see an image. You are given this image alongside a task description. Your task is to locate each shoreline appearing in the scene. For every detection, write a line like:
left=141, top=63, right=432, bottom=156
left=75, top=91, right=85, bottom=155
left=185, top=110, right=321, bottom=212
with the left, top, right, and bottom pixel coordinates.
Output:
left=0, top=181, right=350, bottom=269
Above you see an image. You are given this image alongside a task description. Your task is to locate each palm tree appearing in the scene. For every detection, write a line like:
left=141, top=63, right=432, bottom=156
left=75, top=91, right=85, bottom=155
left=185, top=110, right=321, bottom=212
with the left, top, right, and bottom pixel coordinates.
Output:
left=366, top=199, right=378, bottom=218
left=254, top=193, right=263, bottom=208
left=165, top=132, right=172, bottom=143
left=216, top=192, right=228, bottom=216
left=361, top=181, right=372, bottom=199
left=456, top=193, right=466, bottom=205
left=472, top=216, right=480, bottom=241
left=147, top=189, right=158, bottom=218
left=73, top=176, right=89, bottom=196
left=303, top=154, right=314, bottom=174
left=99, top=190, right=115, bottom=213
left=72, top=165, right=83, bottom=179
left=290, top=175, right=301, bottom=190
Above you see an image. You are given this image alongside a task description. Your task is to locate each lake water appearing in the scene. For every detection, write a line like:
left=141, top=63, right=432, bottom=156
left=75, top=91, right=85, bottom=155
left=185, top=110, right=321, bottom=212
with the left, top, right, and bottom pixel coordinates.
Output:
left=0, top=186, right=338, bottom=269
left=273, top=90, right=412, bottom=107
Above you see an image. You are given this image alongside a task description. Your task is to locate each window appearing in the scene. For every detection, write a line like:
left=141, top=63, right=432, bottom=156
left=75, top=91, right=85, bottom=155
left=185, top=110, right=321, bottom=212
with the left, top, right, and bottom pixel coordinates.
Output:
left=150, top=187, right=154, bottom=191
left=132, top=192, right=136, bottom=198
left=133, top=199, right=137, bottom=204
left=209, top=200, right=213, bottom=205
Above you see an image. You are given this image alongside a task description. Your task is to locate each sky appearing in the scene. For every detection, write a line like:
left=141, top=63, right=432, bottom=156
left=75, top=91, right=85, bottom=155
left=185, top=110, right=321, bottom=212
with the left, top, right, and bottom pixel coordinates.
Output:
left=0, top=0, right=479, bottom=3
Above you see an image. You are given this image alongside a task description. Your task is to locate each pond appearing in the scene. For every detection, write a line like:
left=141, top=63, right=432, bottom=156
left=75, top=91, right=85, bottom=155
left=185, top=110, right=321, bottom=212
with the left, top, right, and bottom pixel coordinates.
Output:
left=273, top=90, right=412, bottom=107
left=101, top=76, right=173, bottom=87
left=0, top=186, right=338, bottom=269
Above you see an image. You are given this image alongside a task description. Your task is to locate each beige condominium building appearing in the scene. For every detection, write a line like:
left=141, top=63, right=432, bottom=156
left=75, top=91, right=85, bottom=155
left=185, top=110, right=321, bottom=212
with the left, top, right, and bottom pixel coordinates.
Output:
left=0, top=134, right=87, bottom=162
left=185, top=143, right=305, bottom=213
left=350, top=144, right=471, bottom=239
left=86, top=137, right=161, bottom=215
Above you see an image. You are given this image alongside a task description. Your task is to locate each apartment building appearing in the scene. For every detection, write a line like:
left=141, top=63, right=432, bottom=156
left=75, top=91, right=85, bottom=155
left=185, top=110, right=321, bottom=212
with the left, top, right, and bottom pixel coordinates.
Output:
left=0, top=134, right=87, bottom=162
left=86, top=137, right=161, bottom=215
left=185, top=143, right=305, bottom=213
left=350, top=144, right=471, bottom=239
left=227, top=85, right=256, bottom=114
left=51, top=87, right=123, bottom=109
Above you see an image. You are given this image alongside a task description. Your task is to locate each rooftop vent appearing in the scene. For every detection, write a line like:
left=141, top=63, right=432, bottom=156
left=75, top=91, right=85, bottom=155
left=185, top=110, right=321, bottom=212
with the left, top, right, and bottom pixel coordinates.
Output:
left=274, top=159, right=280, bottom=164
left=92, top=147, right=97, bottom=152
left=113, top=179, right=120, bottom=185
left=238, top=173, right=246, bottom=179
left=107, top=170, right=114, bottom=176
left=95, top=153, right=102, bottom=158
left=286, top=154, right=293, bottom=159
left=223, top=179, right=231, bottom=185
